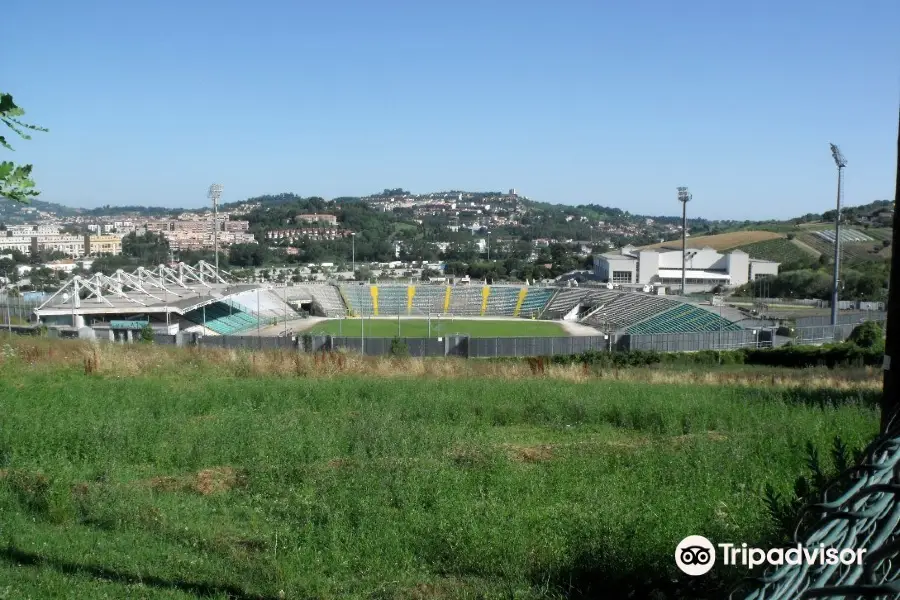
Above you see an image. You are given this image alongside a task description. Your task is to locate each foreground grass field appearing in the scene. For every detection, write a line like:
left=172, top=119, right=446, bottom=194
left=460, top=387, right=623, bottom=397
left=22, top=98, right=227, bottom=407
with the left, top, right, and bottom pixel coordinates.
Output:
left=303, top=317, right=567, bottom=338
left=0, top=340, right=882, bottom=599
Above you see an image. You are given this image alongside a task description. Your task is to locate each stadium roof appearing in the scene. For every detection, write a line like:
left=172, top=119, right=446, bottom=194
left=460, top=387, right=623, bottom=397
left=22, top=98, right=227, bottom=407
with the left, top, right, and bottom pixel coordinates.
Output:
left=34, top=261, right=268, bottom=317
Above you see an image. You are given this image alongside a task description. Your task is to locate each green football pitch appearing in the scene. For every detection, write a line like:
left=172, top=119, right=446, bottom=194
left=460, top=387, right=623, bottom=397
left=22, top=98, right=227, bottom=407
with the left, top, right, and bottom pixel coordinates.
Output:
left=304, top=318, right=568, bottom=338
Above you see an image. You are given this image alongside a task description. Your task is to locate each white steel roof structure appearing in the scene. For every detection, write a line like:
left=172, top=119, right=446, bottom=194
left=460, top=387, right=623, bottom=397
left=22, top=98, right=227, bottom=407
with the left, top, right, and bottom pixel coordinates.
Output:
left=34, top=261, right=267, bottom=319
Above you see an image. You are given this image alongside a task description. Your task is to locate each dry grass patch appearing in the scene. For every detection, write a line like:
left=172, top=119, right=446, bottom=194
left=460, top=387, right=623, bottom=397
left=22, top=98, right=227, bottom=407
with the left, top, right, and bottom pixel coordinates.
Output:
left=404, top=580, right=467, bottom=600
left=501, top=443, right=554, bottom=463
left=497, top=433, right=729, bottom=461
left=639, top=230, right=783, bottom=251
left=0, top=468, right=50, bottom=489
left=0, top=337, right=882, bottom=392
left=671, top=431, right=728, bottom=444
left=593, top=367, right=880, bottom=391
left=326, top=458, right=355, bottom=469
left=447, top=445, right=490, bottom=468
left=189, top=414, right=218, bottom=423
left=139, top=466, right=246, bottom=496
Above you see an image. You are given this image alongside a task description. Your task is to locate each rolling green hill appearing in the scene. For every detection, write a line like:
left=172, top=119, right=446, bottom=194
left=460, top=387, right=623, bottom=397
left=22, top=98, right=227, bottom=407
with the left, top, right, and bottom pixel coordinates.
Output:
left=735, top=238, right=816, bottom=264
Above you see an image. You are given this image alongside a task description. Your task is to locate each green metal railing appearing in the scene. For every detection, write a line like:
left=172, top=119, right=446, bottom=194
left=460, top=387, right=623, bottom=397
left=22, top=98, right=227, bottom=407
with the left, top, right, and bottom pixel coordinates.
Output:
left=734, top=410, right=900, bottom=599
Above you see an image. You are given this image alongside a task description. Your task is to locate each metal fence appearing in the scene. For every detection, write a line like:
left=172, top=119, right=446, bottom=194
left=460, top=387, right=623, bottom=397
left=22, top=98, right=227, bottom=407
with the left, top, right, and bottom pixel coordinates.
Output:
left=468, top=336, right=611, bottom=358
left=734, top=410, right=900, bottom=599
left=795, top=311, right=887, bottom=328
left=621, top=329, right=765, bottom=352
left=1, top=312, right=887, bottom=356
left=793, top=322, right=885, bottom=344
left=187, top=335, right=295, bottom=351
left=728, top=298, right=886, bottom=311
left=306, top=335, right=613, bottom=358
left=0, top=296, right=43, bottom=325
left=729, top=297, right=829, bottom=307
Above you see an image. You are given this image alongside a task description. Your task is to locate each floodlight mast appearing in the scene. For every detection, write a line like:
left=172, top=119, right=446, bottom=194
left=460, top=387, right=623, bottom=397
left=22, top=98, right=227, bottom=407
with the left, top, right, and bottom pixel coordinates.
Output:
left=882, top=106, right=900, bottom=433
left=208, top=184, right=224, bottom=277
left=829, top=144, right=846, bottom=326
left=677, top=187, right=691, bottom=295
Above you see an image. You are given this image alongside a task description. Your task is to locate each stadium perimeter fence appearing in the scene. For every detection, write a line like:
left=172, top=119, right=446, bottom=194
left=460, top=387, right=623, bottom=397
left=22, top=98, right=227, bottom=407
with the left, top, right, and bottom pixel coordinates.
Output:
left=794, top=311, right=887, bottom=328
left=0, top=316, right=886, bottom=356
left=310, top=335, right=614, bottom=358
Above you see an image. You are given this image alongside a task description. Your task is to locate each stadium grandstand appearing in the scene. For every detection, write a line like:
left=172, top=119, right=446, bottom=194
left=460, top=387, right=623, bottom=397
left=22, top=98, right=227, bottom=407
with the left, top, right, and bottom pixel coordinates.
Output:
left=332, top=282, right=742, bottom=335
left=32, top=261, right=301, bottom=336
left=34, top=271, right=749, bottom=337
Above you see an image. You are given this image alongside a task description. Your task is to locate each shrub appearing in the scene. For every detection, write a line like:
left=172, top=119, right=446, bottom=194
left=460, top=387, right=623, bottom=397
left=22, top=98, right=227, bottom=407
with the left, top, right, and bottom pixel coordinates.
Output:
left=741, top=344, right=882, bottom=368
left=139, top=324, right=154, bottom=344
left=390, top=337, right=409, bottom=357
left=848, top=320, right=884, bottom=350
left=775, top=326, right=794, bottom=337
left=541, top=341, right=882, bottom=370
left=763, top=437, right=866, bottom=545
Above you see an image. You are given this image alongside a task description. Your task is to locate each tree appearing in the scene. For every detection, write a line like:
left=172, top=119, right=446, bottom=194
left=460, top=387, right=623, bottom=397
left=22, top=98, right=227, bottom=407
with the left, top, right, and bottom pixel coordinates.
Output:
left=228, top=243, right=270, bottom=268
left=1, top=92, right=47, bottom=203
left=139, top=323, right=155, bottom=344
left=848, top=321, right=884, bottom=350
left=122, top=231, right=170, bottom=263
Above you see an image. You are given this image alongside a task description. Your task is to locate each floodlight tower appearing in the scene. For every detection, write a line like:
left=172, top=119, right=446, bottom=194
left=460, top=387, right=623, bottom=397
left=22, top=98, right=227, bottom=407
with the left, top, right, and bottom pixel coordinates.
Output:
left=882, top=106, right=900, bottom=432
left=208, top=184, right=224, bottom=276
left=829, top=144, right=847, bottom=326
left=677, top=187, right=691, bottom=295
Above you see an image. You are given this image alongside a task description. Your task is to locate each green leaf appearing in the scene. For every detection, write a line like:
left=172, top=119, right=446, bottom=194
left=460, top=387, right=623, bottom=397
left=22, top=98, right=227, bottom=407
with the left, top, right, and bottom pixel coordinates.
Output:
left=1, top=90, right=46, bottom=203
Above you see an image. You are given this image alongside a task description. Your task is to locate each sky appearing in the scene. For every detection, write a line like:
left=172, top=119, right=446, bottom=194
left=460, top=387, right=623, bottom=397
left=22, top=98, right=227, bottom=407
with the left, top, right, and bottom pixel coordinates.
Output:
left=5, top=0, right=899, bottom=220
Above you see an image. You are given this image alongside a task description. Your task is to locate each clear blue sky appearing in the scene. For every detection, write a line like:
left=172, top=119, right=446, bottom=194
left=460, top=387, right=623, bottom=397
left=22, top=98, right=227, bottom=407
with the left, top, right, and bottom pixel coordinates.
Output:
left=6, top=0, right=899, bottom=220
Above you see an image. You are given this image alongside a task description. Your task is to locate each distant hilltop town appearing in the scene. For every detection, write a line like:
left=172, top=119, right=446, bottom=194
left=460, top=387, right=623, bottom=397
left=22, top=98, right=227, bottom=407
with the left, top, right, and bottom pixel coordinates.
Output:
left=0, top=187, right=694, bottom=262
left=0, top=211, right=256, bottom=258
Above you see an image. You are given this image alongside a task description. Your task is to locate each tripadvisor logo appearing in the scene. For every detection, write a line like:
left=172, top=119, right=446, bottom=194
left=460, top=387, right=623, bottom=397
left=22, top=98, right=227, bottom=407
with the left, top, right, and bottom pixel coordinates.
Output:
left=676, top=535, right=716, bottom=576
left=675, top=536, right=866, bottom=576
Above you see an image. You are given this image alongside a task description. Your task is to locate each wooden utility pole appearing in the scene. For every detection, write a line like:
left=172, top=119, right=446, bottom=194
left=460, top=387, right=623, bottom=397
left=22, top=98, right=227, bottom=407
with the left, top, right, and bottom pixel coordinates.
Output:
left=882, top=106, right=900, bottom=433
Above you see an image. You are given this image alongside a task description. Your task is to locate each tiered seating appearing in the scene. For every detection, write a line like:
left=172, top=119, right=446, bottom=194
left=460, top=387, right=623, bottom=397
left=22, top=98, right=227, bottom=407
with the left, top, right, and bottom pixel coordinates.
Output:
left=543, top=287, right=627, bottom=319
left=409, top=285, right=447, bottom=314
left=581, top=289, right=626, bottom=306
left=627, top=304, right=743, bottom=335
left=543, top=288, right=592, bottom=315
left=375, top=285, right=408, bottom=315
left=228, top=290, right=297, bottom=321
left=305, top=284, right=347, bottom=317
left=447, top=286, right=484, bottom=316
left=340, top=284, right=375, bottom=316
left=483, top=286, right=521, bottom=316
left=516, top=287, right=555, bottom=318
left=581, top=293, right=679, bottom=331
left=184, top=301, right=259, bottom=335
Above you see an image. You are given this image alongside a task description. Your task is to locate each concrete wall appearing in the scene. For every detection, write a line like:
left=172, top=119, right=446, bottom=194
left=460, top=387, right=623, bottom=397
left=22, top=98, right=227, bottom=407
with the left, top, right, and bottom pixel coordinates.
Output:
left=749, top=260, right=779, bottom=281
left=637, top=251, right=659, bottom=284
left=606, top=257, right=637, bottom=283
left=659, top=248, right=723, bottom=270
left=726, top=251, right=750, bottom=286
left=592, top=256, right=609, bottom=280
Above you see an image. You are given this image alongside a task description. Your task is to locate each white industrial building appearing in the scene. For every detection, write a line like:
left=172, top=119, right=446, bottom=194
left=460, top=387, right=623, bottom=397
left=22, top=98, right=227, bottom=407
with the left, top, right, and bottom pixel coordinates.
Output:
left=593, top=245, right=779, bottom=293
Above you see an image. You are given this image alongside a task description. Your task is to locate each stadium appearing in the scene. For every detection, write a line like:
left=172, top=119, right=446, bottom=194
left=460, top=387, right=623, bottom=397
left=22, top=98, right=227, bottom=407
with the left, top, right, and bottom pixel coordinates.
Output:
left=32, top=260, right=747, bottom=340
